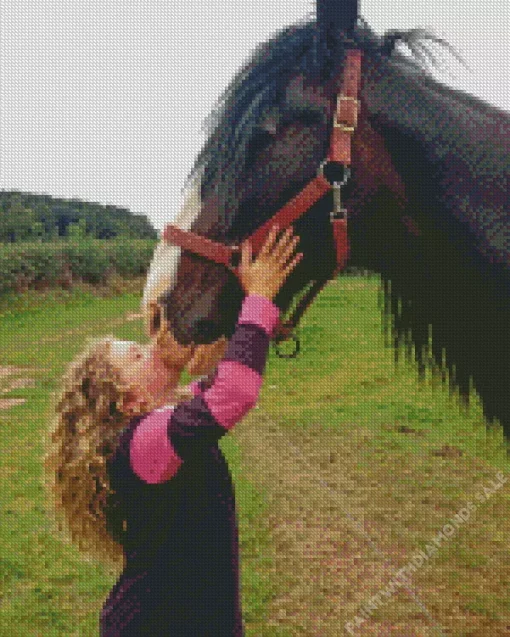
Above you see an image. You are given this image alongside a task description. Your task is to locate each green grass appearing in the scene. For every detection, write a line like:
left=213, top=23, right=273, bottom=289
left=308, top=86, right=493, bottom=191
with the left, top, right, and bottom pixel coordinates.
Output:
left=263, top=277, right=508, bottom=467
left=1, top=275, right=509, bottom=635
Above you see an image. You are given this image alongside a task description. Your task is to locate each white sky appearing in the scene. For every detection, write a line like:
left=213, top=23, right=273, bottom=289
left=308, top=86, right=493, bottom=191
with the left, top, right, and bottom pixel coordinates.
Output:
left=0, top=1, right=508, bottom=233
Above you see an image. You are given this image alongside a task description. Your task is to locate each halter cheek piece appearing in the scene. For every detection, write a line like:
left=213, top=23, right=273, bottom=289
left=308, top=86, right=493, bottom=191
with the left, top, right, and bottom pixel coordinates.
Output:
left=163, top=50, right=363, bottom=358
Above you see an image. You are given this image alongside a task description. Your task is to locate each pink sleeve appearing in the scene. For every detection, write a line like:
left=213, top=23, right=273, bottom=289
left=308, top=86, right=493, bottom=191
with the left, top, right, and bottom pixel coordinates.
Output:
left=200, top=294, right=279, bottom=429
left=129, top=409, right=183, bottom=484
left=202, top=361, right=262, bottom=430
left=237, top=294, right=280, bottom=337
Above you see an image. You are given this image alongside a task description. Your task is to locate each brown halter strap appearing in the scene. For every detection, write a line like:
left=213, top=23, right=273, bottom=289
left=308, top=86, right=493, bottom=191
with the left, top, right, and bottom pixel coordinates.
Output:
left=163, top=49, right=363, bottom=355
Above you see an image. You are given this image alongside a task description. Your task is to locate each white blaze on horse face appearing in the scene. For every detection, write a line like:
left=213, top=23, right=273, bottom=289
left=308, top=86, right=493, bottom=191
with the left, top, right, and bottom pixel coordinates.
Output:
left=141, top=179, right=202, bottom=335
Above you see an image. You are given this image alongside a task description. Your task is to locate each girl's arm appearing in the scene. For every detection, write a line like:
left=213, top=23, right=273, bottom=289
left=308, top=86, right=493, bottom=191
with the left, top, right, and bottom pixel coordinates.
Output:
left=129, top=294, right=279, bottom=484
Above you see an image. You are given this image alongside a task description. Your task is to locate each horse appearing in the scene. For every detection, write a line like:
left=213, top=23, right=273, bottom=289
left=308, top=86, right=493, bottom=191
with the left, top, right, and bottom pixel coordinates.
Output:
left=142, top=0, right=510, bottom=440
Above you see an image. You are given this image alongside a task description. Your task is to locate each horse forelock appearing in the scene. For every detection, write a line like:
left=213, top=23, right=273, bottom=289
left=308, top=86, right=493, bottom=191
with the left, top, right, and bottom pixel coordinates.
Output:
left=141, top=180, right=202, bottom=328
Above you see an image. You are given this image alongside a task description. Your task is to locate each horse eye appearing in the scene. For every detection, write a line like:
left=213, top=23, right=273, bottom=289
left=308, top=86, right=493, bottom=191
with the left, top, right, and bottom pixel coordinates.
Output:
left=253, top=128, right=274, bottom=145
left=281, top=110, right=323, bottom=128
left=296, top=112, right=323, bottom=126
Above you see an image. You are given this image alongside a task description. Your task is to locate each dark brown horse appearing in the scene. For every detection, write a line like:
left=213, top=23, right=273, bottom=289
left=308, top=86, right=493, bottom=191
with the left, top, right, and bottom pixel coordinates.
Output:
left=143, top=0, right=510, bottom=438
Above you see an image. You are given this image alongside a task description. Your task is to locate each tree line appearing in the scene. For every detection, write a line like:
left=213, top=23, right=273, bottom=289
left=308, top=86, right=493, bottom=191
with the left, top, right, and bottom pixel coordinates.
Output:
left=0, top=190, right=158, bottom=242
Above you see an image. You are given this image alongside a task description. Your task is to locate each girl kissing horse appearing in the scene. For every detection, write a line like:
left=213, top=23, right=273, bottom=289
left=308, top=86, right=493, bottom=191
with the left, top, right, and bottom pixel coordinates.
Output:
left=142, top=0, right=510, bottom=439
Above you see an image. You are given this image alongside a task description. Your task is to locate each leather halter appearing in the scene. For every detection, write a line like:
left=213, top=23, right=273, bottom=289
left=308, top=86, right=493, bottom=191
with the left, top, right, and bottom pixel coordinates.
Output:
left=163, top=50, right=363, bottom=355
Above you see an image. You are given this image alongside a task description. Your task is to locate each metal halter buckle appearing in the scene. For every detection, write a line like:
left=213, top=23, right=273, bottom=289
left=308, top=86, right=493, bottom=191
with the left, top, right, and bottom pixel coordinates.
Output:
left=333, top=95, right=359, bottom=131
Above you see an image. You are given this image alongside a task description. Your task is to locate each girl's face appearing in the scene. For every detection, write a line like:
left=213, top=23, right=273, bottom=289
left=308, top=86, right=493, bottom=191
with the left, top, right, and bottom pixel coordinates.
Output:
left=108, top=338, right=194, bottom=410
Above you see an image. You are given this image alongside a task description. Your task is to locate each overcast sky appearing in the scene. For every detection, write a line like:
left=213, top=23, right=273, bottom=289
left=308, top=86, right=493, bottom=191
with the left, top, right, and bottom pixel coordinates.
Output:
left=0, top=1, right=508, bottom=233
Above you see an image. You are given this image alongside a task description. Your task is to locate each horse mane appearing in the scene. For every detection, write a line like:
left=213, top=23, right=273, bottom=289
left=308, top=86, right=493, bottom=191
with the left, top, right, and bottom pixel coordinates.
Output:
left=361, top=41, right=510, bottom=435
left=186, top=17, right=457, bottom=212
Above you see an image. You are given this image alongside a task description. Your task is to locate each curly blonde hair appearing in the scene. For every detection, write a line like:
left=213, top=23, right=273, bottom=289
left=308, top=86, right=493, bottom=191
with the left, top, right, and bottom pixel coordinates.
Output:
left=42, top=335, right=171, bottom=571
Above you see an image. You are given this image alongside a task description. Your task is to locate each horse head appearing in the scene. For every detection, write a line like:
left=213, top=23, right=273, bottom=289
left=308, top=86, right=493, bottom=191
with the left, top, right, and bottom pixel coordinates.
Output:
left=143, top=0, right=404, bottom=346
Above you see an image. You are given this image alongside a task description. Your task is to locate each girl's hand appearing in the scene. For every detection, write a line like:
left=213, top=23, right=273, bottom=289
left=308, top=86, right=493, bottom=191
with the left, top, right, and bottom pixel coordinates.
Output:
left=239, top=225, right=303, bottom=301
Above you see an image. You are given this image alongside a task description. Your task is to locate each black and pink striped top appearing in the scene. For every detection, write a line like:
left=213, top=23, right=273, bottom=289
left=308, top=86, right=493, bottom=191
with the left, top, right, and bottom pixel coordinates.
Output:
left=100, top=294, right=280, bottom=637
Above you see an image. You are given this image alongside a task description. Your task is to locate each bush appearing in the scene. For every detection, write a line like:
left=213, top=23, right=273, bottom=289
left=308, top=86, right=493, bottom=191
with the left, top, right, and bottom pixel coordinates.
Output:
left=0, top=239, right=158, bottom=295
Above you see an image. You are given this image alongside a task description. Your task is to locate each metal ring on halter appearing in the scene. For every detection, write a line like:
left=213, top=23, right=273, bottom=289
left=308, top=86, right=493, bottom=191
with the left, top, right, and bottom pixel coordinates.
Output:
left=272, top=332, right=300, bottom=359
left=318, top=160, right=351, bottom=187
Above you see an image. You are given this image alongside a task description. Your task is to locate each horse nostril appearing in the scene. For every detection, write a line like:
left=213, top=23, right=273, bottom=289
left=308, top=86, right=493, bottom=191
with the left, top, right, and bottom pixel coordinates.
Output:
left=191, top=319, right=219, bottom=344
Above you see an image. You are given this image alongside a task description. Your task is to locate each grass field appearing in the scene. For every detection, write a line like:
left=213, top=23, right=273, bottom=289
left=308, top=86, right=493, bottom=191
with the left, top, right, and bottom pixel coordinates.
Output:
left=0, top=275, right=509, bottom=636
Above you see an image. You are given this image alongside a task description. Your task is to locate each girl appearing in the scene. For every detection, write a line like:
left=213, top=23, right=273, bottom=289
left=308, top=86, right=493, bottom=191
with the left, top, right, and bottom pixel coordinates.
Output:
left=43, top=225, right=302, bottom=636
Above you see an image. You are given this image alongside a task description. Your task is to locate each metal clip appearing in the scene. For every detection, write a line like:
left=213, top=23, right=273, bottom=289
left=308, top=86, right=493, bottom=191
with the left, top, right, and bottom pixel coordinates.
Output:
left=333, top=182, right=341, bottom=214
left=331, top=182, right=347, bottom=221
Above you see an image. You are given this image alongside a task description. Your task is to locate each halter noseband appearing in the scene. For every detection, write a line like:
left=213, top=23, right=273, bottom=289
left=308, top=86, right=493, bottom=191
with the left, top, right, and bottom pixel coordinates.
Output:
left=162, top=50, right=363, bottom=357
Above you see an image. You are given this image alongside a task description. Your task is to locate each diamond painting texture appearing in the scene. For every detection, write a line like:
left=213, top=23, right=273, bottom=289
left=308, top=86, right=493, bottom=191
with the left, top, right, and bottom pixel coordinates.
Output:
left=1, top=1, right=510, bottom=636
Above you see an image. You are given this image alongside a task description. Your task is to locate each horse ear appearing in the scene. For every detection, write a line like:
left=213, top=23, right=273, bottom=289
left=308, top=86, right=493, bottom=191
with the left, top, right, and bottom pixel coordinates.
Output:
left=316, top=0, right=359, bottom=44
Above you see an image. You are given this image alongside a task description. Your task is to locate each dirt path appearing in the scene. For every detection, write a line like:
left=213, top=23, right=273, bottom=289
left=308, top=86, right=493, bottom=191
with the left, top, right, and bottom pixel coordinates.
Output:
left=235, top=413, right=510, bottom=636
left=0, top=366, right=37, bottom=409
left=235, top=414, right=429, bottom=636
